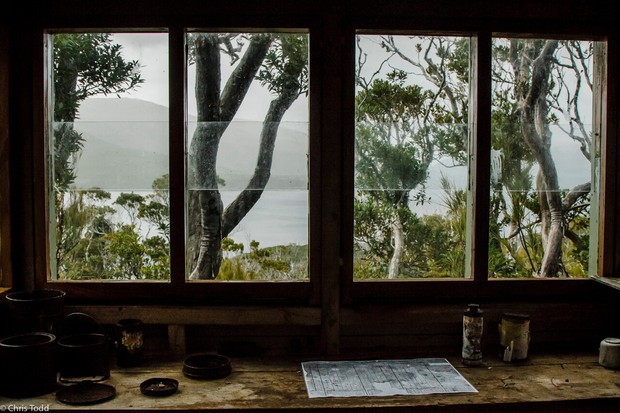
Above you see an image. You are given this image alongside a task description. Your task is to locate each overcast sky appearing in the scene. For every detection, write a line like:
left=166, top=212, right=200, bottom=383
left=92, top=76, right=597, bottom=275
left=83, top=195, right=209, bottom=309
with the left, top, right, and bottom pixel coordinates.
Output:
left=103, top=32, right=592, bottom=190
left=108, top=32, right=309, bottom=122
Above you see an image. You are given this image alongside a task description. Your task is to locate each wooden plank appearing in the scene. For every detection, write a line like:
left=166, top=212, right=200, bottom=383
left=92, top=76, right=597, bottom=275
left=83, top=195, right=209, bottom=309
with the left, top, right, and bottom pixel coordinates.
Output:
left=65, top=305, right=321, bottom=326
left=168, top=324, right=186, bottom=360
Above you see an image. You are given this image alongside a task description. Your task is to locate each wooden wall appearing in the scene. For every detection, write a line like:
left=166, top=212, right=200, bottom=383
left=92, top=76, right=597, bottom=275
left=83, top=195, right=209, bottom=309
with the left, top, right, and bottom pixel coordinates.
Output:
left=58, top=282, right=620, bottom=360
left=1, top=0, right=619, bottom=361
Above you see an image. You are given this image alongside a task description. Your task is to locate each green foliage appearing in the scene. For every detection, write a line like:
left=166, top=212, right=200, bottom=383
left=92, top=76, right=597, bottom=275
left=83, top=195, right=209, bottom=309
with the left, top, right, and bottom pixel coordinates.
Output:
left=53, top=33, right=143, bottom=121
left=218, top=242, right=308, bottom=281
left=353, top=192, right=465, bottom=279
left=53, top=33, right=146, bottom=280
left=53, top=123, right=84, bottom=192
left=105, top=224, right=145, bottom=279
left=114, top=193, right=145, bottom=223
left=141, top=236, right=170, bottom=280
left=57, top=177, right=171, bottom=281
left=257, top=34, right=309, bottom=97
left=354, top=36, right=594, bottom=279
left=356, top=75, right=429, bottom=122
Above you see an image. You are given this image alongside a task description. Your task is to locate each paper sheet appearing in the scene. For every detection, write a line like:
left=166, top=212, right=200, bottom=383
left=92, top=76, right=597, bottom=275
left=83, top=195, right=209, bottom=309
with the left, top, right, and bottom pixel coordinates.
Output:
left=301, top=358, right=477, bottom=398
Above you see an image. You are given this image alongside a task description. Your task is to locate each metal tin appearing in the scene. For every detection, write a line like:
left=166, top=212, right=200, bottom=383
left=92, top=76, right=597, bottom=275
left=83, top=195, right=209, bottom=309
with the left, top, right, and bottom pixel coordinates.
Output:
left=462, top=304, right=483, bottom=366
left=599, top=337, right=620, bottom=369
left=58, top=312, right=110, bottom=382
left=0, top=332, right=58, bottom=398
left=498, top=312, right=530, bottom=362
left=5, top=289, right=65, bottom=336
left=58, top=333, right=110, bottom=382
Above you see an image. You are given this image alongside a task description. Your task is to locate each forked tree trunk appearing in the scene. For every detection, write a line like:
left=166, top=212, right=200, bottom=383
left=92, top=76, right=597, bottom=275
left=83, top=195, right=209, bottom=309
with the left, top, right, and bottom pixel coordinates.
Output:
left=188, top=34, right=272, bottom=280
left=516, top=40, right=565, bottom=277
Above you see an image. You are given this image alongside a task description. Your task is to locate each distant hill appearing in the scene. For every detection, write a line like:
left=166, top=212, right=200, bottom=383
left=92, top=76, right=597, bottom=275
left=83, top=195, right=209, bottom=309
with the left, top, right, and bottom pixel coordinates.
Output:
left=72, top=98, right=308, bottom=191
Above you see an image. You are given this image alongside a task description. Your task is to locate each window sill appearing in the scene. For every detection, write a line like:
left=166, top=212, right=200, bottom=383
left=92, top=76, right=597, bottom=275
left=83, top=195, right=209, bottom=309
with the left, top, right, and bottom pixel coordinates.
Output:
left=1, top=353, right=619, bottom=411
left=591, top=275, right=620, bottom=292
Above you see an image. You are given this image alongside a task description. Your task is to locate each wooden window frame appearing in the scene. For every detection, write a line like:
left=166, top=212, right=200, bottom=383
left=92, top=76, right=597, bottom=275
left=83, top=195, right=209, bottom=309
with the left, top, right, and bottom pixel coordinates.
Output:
left=0, top=25, right=11, bottom=290
left=34, top=19, right=323, bottom=306
left=9, top=2, right=617, bottom=307
left=342, top=28, right=616, bottom=303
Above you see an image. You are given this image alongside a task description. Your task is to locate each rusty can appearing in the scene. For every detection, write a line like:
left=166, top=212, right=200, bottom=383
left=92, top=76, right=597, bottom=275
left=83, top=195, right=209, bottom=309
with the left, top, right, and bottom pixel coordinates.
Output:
left=116, top=318, right=144, bottom=367
left=498, top=312, right=530, bottom=362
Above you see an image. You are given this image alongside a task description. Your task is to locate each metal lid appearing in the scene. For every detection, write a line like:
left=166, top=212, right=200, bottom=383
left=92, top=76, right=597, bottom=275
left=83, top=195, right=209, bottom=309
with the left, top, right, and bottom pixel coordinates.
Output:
left=603, top=337, right=620, bottom=346
left=464, top=304, right=483, bottom=317
left=56, top=382, right=116, bottom=405
left=501, top=312, right=530, bottom=322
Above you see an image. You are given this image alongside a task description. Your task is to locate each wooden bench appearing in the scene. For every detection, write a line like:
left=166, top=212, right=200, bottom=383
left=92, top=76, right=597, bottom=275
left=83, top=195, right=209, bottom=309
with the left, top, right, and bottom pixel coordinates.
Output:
left=1, top=353, right=619, bottom=411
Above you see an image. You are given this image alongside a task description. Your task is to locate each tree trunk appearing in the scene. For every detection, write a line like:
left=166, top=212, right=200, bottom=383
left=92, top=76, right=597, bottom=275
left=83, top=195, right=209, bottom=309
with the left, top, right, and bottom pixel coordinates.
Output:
left=222, top=84, right=301, bottom=235
left=388, top=213, right=404, bottom=279
left=188, top=34, right=276, bottom=280
left=517, top=40, right=565, bottom=277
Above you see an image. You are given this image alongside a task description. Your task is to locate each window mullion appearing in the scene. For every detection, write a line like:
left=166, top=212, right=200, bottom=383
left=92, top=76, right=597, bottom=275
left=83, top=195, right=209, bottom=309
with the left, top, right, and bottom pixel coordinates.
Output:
left=169, top=26, right=187, bottom=286
left=467, top=32, right=492, bottom=282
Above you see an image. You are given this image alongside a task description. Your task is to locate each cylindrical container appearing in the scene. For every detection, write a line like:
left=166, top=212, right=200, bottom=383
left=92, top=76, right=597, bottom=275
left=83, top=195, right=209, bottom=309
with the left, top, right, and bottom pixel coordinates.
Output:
left=498, top=312, right=530, bottom=362
left=5, top=289, right=66, bottom=335
left=58, top=333, right=110, bottom=382
left=116, top=318, right=144, bottom=367
left=599, top=337, right=620, bottom=369
left=462, top=303, right=483, bottom=366
left=0, top=332, right=58, bottom=398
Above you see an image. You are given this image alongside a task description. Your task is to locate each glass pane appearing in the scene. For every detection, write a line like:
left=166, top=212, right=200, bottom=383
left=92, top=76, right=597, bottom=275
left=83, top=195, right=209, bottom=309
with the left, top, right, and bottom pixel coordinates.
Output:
left=186, top=32, right=309, bottom=281
left=489, top=38, right=600, bottom=278
left=354, top=35, right=471, bottom=280
left=49, top=32, right=170, bottom=281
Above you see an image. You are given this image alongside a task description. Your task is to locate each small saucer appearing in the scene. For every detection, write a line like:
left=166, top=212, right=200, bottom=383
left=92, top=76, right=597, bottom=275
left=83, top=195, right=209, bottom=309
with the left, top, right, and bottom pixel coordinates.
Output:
left=140, top=378, right=179, bottom=397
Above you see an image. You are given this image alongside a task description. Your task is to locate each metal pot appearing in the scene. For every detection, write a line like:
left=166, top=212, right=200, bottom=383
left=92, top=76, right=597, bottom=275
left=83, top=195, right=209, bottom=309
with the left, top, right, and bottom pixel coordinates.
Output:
left=57, top=312, right=110, bottom=382
left=5, top=289, right=66, bottom=336
left=0, top=332, right=58, bottom=398
left=58, top=332, right=110, bottom=382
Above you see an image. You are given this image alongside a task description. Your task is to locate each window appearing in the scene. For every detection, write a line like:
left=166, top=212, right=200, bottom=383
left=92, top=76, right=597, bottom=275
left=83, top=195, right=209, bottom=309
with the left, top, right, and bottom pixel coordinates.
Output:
left=48, top=32, right=170, bottom=281
left=354, top=34, right=471, bottom=280
left=45, top=29, right=311, bottom=295
left=489, top=38, right=602, bottom=279
left=350, top=33, right=605, bottom=283
left=185, top=32, right=309, bottom=282
left=28, top=6, right=614, bottom=305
